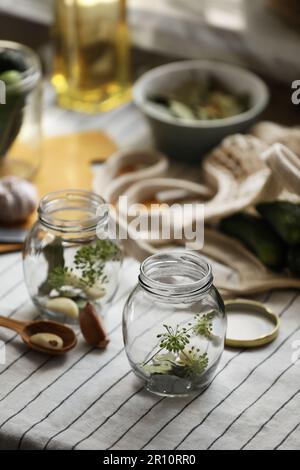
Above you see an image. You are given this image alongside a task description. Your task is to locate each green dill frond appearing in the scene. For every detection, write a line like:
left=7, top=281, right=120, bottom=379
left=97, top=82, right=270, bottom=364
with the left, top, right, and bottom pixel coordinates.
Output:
left=178, top=347, right=209, bottom=377
left=157, top=324, right=191, bottom=353
left=192, top=312, right=215, bottom=339
left=48, top=266, right=74, bottom=290
left=74, top=240, right=121, bottom=287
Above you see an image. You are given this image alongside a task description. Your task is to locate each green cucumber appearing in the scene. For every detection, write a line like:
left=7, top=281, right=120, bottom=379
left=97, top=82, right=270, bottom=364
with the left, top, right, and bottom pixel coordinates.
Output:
left=220, top=213, right=286, bottom=270
left=256, top=201, right=300, bottom=246
left=287, top=246, right=300, bottom=277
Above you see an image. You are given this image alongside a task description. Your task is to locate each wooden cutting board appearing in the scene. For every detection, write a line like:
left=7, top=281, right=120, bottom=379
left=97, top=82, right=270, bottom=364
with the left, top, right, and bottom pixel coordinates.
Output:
left=0, top=130, right=117, bottom=254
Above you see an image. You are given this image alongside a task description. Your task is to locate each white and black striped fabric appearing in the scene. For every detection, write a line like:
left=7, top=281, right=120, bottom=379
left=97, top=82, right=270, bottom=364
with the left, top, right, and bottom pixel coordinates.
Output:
left=0, top=88, right=300, bottom=449
left=0, top=252, right=299, bottom=450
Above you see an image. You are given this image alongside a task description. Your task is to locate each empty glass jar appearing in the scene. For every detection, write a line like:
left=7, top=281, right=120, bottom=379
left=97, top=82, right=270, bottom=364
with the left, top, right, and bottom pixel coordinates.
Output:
left=123, top=251, right=226, bottom=397
left=23, top=190, right=123, bottom=324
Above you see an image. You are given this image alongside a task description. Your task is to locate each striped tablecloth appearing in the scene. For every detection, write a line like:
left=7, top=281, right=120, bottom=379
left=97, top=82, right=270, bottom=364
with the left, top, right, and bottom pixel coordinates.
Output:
left=0, top=89, right=300, bottom=450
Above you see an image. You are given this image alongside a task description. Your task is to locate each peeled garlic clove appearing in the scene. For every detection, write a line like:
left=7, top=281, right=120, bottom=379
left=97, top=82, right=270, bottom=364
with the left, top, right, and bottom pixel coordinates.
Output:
left=30, top=333, right=63, bottom=350
left=84, top=282, right=106, bottom=300
left=46, top=297, right=79, bottom=319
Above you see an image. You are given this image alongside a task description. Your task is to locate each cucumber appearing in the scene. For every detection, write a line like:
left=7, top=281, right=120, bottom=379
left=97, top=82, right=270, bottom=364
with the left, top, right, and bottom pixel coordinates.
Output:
left=287, top=246, right=300, bottom=277
left=256, top=201, right=300, bottom=245
left=220, top=213, right=286, bottom=270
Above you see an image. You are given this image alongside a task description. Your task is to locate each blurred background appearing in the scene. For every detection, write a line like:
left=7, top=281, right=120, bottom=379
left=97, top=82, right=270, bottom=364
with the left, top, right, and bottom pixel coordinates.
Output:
left=1, top=0, right=300, bottom=120
left=1, top=0, right=300, bottom=81
left=0, top=0, right=300, bottom=155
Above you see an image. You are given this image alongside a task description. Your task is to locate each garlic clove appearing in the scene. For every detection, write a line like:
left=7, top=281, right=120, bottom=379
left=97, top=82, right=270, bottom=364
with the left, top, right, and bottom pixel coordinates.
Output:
left=84, top=282, right=106, bottom=300
left=46, top=297, right=79, bottom=319
left=79, top=303, right=109, bottom=348
left=30, top=333, right=64, bottom=350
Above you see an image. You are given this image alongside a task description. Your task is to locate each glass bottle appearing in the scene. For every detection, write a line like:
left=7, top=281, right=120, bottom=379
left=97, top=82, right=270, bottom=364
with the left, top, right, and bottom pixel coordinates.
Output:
left=23, top=190, right=123, bottom=324
left=0, top=41, right=42, bottom=180
left=52, top=0, right=131, bottom=113
left=123, top=251, right=226, bottom=397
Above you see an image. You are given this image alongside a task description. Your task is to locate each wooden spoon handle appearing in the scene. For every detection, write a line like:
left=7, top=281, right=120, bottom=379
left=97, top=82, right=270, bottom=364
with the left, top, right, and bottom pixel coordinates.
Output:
left=0, top=315, right=25, bottom=334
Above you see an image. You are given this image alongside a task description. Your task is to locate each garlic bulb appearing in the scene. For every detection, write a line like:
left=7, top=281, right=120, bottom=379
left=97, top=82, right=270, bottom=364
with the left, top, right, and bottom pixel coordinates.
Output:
left=0, top=176, right=38, bottom=224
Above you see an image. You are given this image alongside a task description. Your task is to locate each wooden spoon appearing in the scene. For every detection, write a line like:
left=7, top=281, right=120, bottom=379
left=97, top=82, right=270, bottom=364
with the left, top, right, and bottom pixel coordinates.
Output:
left=0, top=316, right=77, bottom=355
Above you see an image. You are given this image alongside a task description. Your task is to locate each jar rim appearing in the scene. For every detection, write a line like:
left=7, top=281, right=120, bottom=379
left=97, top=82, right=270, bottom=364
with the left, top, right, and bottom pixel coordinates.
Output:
left=0, top=40, right=41, bottom=93
left=38, top=189, right=108, bottom=233
left=139, top=250, right=213, bottom=299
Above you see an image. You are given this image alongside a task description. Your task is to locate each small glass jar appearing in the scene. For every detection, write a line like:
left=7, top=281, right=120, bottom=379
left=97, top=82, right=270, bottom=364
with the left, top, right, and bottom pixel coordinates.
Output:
left=123, top=251, right=226, bottom=397
left=23, top=190, right=123, bottom=324
left=0, top=41, right=42, bottom=180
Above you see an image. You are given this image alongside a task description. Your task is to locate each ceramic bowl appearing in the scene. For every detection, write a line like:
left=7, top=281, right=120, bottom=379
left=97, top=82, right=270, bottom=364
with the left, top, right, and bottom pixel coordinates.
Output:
left=133, top=60, right=269, bottom=163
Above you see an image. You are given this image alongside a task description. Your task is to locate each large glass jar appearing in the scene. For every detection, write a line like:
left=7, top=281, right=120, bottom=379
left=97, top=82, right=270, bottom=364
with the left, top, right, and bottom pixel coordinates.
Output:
left=23, top=190, right=123, bottom=324
left=123, top=251, right=226, bottom=397
left=0, top=41, right=42, bottom=180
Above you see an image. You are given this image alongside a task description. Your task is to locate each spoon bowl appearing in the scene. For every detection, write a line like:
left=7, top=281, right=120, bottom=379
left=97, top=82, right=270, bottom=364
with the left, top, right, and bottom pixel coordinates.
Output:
left=0, top=316, right=77, bottom=355
left=23, top=320, right=77, bottom=355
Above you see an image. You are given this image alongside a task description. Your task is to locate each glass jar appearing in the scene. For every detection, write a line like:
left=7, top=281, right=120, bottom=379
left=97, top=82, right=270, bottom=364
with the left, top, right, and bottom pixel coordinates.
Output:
left=123, top=251, right=226, bottom=397
left=0, top=41, right=42, bottom=180
left=52, top=0, right=131, bottom=113
left=23, top=190, right=123, bottom=324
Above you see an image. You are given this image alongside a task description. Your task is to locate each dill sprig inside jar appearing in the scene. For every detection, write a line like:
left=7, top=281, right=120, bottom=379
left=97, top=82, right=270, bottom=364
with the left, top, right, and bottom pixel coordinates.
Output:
left=23, top=190, right=123, bottom=324
left=123, top=251, right=226, bottom=397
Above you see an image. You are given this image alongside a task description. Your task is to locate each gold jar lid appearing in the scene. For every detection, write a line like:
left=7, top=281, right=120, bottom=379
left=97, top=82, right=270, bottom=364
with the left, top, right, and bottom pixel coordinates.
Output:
left=225, top=299, right=280, bottom=348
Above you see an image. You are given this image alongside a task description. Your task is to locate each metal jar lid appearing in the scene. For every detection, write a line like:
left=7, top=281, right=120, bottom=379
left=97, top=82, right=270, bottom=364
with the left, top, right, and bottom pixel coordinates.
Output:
left=225, top=299, right=280, bottom=348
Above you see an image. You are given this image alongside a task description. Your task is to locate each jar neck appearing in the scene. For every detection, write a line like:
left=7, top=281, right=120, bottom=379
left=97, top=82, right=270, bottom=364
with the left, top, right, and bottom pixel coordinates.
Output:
left=139, top=251, right=213, bottom=301
left=38, top=190, right=109, bottom=235
left=0, top=40, right=41, bottom=93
